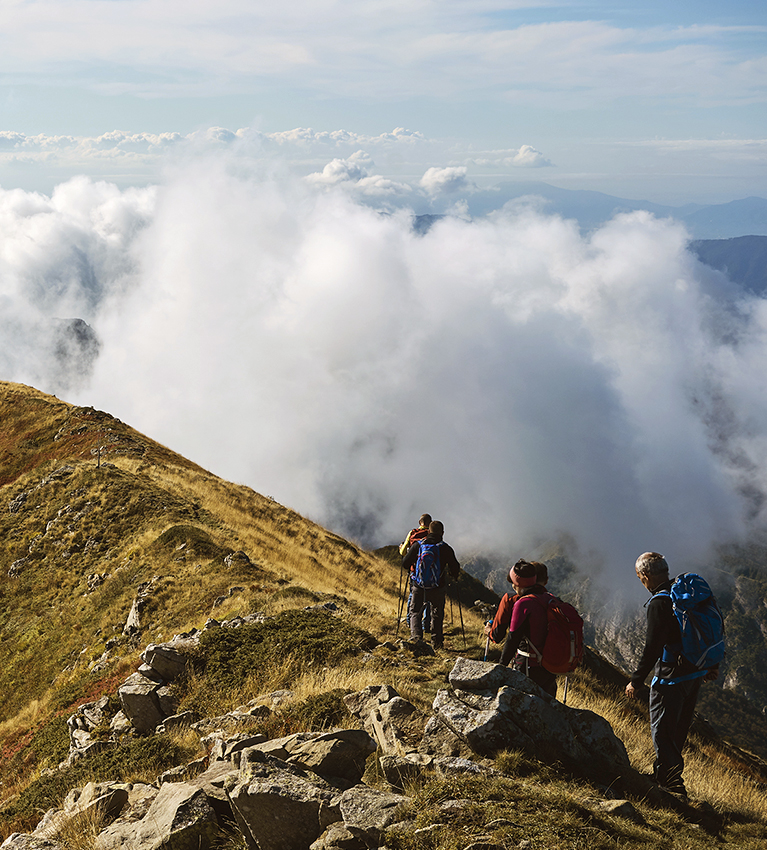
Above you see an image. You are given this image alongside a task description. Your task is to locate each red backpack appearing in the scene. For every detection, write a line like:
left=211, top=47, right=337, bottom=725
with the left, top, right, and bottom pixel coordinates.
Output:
left=525, top=593, right=584, bottom=674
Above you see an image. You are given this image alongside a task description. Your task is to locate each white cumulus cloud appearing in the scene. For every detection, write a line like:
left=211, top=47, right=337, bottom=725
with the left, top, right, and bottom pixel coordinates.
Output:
left=5, top=155, right=767, bottom=599
left=512, top=145, right=553, bottom=168
left=420, top=166, right=471, bottom=195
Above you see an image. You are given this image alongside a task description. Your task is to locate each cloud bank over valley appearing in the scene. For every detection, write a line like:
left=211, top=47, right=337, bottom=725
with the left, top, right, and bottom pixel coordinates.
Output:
left=3, top=154, right=767, bottom=595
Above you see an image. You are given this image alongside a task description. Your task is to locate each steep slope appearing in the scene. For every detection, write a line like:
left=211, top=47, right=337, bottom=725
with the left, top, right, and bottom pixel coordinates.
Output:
left=0, top=381, right=408, bottom=719
left=1, top=381, right=766, bottom=849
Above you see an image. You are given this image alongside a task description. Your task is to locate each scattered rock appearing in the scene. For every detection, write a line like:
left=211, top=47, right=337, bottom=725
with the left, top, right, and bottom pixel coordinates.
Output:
left=432, top=658, right=632, bottom=789
left=226, top=753, right=341, bottom=850
left=8, top=492, right=28, bottom=514
left=9, top=558, right=27, bottom=577
left=338, top=785, right=409, bottom=847
left=118, top=671, right=166, bottom=734
left=224, top=551, right=253, bottom=569
left=597, top=799, right=645, bottom=823
left=123, top=578, right=159, bottom=637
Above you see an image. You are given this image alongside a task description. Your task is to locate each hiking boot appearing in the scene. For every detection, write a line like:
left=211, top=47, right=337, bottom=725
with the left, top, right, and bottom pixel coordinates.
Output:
left=659, top=784, right=688, bottom=803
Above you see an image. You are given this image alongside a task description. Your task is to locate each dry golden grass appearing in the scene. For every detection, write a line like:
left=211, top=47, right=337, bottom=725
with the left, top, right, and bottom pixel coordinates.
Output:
left=565, top=674, right=767, bottom=823
left=685, top=751, right=767, bottom=820
left=2, top=381, right=766, bottom=846
left=50, top=804, right=108, bottom=850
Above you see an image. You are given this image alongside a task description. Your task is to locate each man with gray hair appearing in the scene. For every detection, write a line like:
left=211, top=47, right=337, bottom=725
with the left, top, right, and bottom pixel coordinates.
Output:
left=625, top=552, right=718, bottom=800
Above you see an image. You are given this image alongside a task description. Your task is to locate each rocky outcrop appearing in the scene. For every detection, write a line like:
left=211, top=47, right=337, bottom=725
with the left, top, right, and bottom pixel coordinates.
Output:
left=432, top=658, right=631, bottom=788
left=227, top=753, right=341, bottom=850
left=66, top=696, right=116, bottom=762
left=33, top=782, right=129, bottom=840
left=95, top=763, right=234, bottom=850
left=16, top=632, right=662, bottom=850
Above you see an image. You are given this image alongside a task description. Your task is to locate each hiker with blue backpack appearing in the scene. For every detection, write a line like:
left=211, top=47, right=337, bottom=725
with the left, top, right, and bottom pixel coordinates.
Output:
left=625, top=552, right=724, bottom=800
left=399, top=513, right=433, bottom=632
left=402, top=520, right=460, bottom=650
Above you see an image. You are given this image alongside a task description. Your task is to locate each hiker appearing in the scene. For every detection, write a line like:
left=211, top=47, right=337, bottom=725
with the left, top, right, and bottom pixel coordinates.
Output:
left=402, top=520, right=460, bottom=649
left=485, top=561, right=549, bottom=644
left=399, top=513, right=432, bottom=631
left=486, top=560, right=557, bottom=697
left=399, top=513, right=432, bottom=556
left=625, top=552, right=721, bottom=799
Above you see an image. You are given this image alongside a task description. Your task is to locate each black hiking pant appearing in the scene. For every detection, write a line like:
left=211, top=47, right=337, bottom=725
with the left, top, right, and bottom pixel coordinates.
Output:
left=410, top=585, right=445, bottom=647
left=514, top=660, right=557, bottom=698
left=649, top=676, right=702, bottom=792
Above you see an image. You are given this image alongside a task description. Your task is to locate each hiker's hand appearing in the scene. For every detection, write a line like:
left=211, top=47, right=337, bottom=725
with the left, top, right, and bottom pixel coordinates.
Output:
left=625, top=682, right=638, bottom=700
left=483, top=622, right=493, bottom=637
left=704, top=666, right=719, bottom=682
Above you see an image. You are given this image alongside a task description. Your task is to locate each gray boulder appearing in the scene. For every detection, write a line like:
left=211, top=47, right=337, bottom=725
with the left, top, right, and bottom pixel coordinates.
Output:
left=344, top=686, right=426, bottom=757
left=33, top=782, right=129, bottom=839
left=337, top=785, right=408, bottom=846
left=96, top=786, right=218, bottom=850
left=281, top=730, right=376, bottom=784
left=597, top=799, right=645, bottom=823
left=206, top=733, right=268, bottom=766
left=118, top=671, right=165, bottom=734
left=241, top=730, right=376, bottom=785
left=226, top=753, right=341, bottom=850
left=141, top=643, right=192, bottom=681
left=1, top=837, right=60, bottom=850
left=155, top=710, right=202, bottom=734
left=95, top=763, right=236, bottom=850
left=309, top=823, right=367, bottom=850
left=433, top=658, right=631, bottom=787
left=378, top=754, right=433, bottom=790
left=419, top=715, right=473, bottom=758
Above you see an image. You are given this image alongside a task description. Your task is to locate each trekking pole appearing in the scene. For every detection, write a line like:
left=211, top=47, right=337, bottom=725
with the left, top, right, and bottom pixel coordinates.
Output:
left=395, top=563, right=406, bottom=637
left=475, top=601, right=495, bottom=661
left=449, top=594, right=454, bottom=625
left=562, top=676, right=569, bottom=705
left=457, top=592, right=466, bottom=649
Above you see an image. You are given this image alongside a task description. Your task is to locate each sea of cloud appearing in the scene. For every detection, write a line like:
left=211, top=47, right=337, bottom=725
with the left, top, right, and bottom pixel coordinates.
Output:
left=2, top=152, right=767, bottom=596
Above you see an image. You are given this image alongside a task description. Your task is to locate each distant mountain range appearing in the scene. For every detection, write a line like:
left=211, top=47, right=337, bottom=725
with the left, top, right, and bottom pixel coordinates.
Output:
left=692, top=235, right=767, bottom=295
left=460, top=182, right=767, bottom=240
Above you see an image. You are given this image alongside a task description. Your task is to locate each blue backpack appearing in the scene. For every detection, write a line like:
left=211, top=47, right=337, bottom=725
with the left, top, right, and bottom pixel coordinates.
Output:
left=654, top=573, right=725, bottom=685
left=414, top=542, right=442, bottom=588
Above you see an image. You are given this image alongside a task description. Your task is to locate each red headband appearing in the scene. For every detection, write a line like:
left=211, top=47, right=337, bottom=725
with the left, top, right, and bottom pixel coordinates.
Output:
left=510, top=568, right=537, bottom=587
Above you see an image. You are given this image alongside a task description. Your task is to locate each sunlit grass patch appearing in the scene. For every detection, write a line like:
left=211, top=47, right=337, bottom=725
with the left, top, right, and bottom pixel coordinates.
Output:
left=0, top=733, right=203, bottom=838
left=51, top=802, right=109, bottom=850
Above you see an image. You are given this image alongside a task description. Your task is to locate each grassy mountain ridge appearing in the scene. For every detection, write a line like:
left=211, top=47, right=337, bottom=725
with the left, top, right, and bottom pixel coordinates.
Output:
left=0, top=381, right=405, bottom=719
left=1, top=381, right=766, bottom=848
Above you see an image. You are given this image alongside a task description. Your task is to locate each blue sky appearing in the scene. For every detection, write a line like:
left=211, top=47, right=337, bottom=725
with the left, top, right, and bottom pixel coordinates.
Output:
left=0, top=0, right=765, bottom=203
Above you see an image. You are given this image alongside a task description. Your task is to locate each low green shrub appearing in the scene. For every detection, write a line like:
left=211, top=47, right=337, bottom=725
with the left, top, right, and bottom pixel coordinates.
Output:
left=0, top=734, right=195, bottom=835
left=292, top=688, right=350, bottom=730
left=195, top=609, right=377, bottom=694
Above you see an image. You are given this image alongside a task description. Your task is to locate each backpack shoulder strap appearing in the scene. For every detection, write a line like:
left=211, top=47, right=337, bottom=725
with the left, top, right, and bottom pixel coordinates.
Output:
left=644, top=589, right=670, bottom=608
